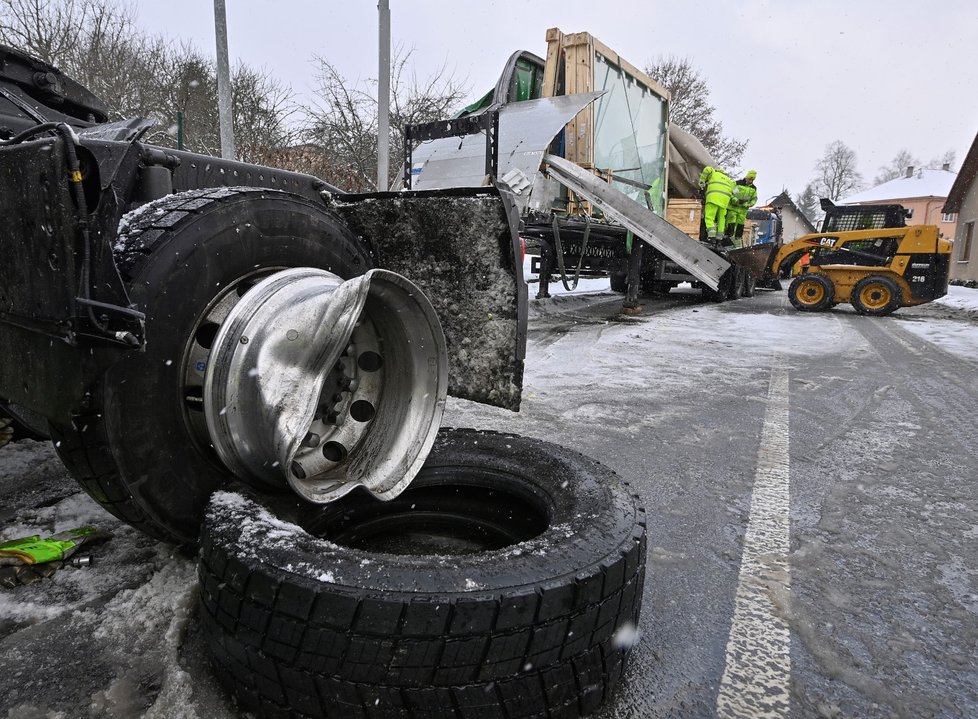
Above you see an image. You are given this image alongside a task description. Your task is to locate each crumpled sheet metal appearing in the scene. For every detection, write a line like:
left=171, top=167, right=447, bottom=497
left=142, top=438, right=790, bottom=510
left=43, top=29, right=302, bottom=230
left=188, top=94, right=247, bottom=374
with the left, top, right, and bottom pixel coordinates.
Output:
left=407, top=92, right=604, bottom=213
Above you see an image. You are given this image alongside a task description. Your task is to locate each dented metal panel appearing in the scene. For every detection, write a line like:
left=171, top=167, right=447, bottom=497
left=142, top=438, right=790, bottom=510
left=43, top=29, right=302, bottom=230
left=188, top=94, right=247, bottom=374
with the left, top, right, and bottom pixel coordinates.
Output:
left=408, top=92, right=603, bottom=212
left=333, top=187, right=526, bottom=412
left=543, top=154, right=730, bottom=290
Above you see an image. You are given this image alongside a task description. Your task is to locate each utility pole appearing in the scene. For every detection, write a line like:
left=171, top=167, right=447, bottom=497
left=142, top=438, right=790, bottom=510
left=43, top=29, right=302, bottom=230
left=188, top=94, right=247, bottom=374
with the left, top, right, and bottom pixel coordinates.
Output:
left=377, top=0, right=391, bottom=190
left=213, top=0, right=235, bottom=160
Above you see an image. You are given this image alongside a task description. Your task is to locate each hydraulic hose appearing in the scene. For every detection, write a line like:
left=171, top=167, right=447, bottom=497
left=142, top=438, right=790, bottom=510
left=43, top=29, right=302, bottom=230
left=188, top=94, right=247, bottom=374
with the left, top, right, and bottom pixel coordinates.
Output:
left=551, top=213, right=592, bottom=292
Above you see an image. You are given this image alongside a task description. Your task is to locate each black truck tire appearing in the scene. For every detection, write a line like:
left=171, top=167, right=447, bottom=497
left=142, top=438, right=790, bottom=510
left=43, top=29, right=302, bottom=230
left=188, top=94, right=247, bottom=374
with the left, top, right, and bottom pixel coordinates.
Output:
left=788, top=273, right=834, bottom=312
left=743, top=271, right=757, bottom=298
left=703, top=268, right=733, bottom=303
left=851, top=275, right=902, bottom=316
left=610, top=271, right=628, bottom=293
left=198, top=428, right=648, bottom=719
left=728, top=266, right=745, bottom=300
left=49, top=187, right=372, bottom=546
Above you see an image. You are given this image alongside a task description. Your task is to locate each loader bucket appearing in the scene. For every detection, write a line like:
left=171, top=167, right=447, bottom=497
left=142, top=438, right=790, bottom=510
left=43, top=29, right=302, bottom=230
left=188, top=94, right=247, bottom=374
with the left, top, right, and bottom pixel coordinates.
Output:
left=727, top=243, right=779, bottom=280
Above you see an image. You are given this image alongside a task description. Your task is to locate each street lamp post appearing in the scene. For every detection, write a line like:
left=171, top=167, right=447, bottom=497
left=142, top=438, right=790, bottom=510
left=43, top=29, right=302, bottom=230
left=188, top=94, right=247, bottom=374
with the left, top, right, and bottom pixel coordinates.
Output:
left=213, top=0, right=236, bottom=160
left=377, top=0, right=391, bottom=190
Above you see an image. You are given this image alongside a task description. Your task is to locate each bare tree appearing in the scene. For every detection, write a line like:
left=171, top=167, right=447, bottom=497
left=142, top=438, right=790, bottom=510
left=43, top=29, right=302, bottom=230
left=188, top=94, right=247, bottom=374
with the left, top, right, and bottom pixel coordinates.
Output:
left=874, top=149, right=921, bottom=185
left=644, top=55, right=747, bottom=170
left=927, top=148, right=956, bottom=171
left=232, top=64, right=298, bottom=164
left=305, top=46, right=468, bottom=192
left=875, top=148, right=957, bottom=186
left=0, top=0, right=91, bottom=64
left=1, top=0, right=299, bottom=163
left=811, top=140, right=862, bottom=201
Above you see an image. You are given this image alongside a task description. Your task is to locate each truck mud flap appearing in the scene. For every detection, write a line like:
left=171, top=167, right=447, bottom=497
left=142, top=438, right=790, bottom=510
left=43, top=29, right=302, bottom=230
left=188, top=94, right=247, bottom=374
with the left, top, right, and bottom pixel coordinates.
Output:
left=543, top=154, right=729, bottom=290
left=334, top=187, right=526, bottom=411
left=0, top=138, right=139, bottom=423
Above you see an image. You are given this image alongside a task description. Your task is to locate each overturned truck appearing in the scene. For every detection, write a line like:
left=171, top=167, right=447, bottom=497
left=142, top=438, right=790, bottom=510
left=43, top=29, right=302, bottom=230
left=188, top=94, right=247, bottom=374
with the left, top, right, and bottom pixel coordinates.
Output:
left=0, top=44, right=646, bottom=718
left=404, top=28, right=770, bottom=305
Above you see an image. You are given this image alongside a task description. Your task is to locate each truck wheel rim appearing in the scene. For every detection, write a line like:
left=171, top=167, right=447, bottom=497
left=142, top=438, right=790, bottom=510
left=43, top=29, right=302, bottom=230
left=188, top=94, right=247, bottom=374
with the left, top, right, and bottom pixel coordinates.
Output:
left=202, top=268, right=448, bottom=504
left=180, top=268, right=281, bottom=465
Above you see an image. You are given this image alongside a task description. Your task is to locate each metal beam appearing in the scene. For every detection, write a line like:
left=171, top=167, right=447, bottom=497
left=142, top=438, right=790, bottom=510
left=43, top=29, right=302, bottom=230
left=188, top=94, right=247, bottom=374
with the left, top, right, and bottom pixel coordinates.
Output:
left=543, top=154, right=729, bottom=290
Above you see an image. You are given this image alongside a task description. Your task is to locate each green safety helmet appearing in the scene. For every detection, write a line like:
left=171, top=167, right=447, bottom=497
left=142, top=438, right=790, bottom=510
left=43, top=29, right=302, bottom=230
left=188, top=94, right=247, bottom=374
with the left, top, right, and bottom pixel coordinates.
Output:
left=745, top=169, right=758, bottom=180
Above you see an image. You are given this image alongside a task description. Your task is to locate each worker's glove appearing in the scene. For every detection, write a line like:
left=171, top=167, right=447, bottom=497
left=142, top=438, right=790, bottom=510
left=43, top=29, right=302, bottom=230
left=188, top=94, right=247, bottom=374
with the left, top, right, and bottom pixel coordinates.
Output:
left=0, top=526, right=109, bottom=565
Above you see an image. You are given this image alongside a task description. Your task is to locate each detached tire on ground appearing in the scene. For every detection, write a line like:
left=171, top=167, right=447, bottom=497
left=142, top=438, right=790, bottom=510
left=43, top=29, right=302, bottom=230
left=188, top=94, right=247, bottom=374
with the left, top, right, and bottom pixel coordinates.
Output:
left=198, top=428, right=648, bottom=719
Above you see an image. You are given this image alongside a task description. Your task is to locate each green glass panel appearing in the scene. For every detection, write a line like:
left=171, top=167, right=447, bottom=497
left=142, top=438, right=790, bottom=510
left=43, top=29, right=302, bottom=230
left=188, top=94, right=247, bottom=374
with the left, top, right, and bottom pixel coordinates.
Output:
left=592, top=53, right=667, bottom=215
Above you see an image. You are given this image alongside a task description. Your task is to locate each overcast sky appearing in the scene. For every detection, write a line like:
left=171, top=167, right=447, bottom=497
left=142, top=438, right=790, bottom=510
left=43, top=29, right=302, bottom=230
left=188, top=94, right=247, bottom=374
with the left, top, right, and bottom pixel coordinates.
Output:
left=132, top=0, right=978, bottom=204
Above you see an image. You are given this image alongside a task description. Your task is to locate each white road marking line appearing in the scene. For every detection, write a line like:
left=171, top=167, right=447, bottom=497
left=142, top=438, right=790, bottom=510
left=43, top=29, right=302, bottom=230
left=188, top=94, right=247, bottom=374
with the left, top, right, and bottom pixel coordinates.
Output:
left=716, top=361, right=792, bottom=718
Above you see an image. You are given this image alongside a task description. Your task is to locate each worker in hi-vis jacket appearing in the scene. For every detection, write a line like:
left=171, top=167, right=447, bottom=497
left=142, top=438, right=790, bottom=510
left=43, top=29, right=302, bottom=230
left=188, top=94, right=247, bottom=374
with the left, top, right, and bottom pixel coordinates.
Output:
left=725, top=170, right=758, bottom=247
left=698, top=166, right=736, bottom=241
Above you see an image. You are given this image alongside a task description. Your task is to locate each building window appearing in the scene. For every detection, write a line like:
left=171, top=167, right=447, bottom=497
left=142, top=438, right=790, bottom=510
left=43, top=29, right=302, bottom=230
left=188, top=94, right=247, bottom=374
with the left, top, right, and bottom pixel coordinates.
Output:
left=942, top=212, right=956, bottom=223
left=960, top=221, right=974, bottom=262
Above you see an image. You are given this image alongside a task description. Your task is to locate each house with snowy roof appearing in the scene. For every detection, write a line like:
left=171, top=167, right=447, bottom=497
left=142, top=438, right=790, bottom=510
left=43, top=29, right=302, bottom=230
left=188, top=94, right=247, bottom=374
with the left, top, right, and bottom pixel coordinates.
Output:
left=767, top=191, right=817, bottom=242
left=841, top=166, right=958, bottom=243
left=943, top=132, right=978, bottom=283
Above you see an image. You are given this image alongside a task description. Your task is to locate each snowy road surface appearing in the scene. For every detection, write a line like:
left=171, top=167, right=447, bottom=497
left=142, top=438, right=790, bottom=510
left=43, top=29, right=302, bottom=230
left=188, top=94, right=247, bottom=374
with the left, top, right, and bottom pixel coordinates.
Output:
left=2, top=285, right=978, bottom=718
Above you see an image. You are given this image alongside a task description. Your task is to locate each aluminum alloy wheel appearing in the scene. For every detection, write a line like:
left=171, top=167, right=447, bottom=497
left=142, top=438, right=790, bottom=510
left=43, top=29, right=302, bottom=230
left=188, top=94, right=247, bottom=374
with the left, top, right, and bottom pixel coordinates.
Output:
left=202, top=268, right=447, bottom=504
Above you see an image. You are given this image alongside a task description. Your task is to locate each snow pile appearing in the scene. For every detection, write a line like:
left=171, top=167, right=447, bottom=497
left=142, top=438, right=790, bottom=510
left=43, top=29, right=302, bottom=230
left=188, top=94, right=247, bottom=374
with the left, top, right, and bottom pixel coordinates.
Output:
left=898, top=285, right=978, bottom=360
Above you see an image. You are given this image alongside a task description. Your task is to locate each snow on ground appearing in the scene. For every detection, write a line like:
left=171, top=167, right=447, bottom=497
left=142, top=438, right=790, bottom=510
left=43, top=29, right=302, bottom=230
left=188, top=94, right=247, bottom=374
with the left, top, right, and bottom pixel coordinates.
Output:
left=898, top=285, right=978, bottom=361
left=1, top=276, right=975, bottom=719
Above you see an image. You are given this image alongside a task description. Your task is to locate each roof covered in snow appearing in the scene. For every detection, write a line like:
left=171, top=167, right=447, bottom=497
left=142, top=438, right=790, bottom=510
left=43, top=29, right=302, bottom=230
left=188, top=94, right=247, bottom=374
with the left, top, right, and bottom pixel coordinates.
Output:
left=842, top=168, right=957, bottom=204
left=768, top=191, right=818, bottom=233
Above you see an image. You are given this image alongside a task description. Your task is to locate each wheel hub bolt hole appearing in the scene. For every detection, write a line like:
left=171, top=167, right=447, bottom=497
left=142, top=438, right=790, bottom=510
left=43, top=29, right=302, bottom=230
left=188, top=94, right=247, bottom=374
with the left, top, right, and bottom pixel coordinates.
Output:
left=303, top=432, right=321, bottom=448
left=322, top=441, right=348, bottom=463
left=291, top=461, right=306, bottom=479
left=357, top=351, right=383, bottom=372
left=195, top=322, right=219, bottom=350
left=350, top=400, right=376, bottom=422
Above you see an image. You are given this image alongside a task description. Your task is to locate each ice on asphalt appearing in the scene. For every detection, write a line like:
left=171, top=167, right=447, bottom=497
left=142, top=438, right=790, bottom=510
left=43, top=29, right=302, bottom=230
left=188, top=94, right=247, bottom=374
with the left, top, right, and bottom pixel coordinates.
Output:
left=1, top=276, right=976, bottom=718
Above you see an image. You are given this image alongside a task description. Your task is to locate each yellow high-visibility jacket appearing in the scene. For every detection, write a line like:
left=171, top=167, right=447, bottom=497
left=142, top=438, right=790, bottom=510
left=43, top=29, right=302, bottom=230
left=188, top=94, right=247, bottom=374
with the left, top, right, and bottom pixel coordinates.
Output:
left=698, top=166, right=735, bottom=209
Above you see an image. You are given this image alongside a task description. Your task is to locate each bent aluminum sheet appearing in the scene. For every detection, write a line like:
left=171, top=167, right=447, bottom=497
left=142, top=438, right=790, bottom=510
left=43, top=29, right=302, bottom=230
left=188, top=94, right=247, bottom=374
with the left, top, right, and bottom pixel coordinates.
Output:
left=408, top=92, right=603, bottom=212
left=544, top=154, right=730, bottom=290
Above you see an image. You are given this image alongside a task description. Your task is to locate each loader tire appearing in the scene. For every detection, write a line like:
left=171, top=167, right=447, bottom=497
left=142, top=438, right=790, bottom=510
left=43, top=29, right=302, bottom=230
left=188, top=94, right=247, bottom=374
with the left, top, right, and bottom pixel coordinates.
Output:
left=198, top=428, right=647, bottom=719
left=788, top=273, right=834, bottom=312
left=851, top=275, right=901, bottom=316
left=49, top=187, right=372, bottom=546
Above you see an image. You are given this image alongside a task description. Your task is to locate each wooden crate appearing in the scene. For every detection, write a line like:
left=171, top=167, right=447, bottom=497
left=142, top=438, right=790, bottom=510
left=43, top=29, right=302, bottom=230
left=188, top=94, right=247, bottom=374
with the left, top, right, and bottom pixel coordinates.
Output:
left=667, top=198, right=702, bottom=239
